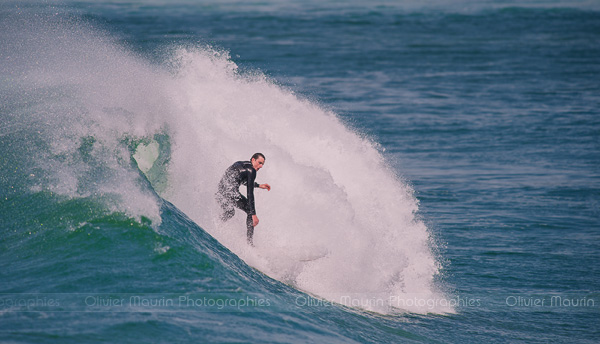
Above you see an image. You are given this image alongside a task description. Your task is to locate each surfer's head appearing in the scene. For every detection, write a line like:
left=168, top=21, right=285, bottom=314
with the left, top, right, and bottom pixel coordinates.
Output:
left=251, top=153, right=266, bottom=171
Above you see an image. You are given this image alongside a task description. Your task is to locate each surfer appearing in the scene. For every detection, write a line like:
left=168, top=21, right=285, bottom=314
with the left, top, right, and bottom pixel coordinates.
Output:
left=216, top=153, right=271, bottom=245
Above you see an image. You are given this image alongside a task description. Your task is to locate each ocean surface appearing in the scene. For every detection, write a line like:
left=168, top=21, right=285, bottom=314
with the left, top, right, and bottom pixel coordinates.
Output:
left=1, top=0, right=599, bottom=343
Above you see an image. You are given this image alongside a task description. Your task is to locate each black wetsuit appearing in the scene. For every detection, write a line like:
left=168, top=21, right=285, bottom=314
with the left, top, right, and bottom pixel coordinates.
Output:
left=216, top=161, right=260, bottom=244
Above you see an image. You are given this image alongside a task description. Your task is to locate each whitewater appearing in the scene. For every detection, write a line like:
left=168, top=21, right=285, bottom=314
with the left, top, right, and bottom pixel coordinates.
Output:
left=1, top=12, right=451, bottom=314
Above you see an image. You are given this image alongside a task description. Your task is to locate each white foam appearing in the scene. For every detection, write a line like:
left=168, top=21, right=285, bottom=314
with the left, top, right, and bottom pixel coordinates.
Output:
left=164, top=48, right=453, bottom=314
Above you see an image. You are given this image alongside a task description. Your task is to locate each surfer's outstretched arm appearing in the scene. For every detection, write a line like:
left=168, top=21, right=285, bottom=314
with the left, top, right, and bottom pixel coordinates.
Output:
left=251, top=185, right=269, bottom=226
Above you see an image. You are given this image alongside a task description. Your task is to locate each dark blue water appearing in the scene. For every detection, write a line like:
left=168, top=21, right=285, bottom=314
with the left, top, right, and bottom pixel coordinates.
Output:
left=1, top=1, right=599, bottom=343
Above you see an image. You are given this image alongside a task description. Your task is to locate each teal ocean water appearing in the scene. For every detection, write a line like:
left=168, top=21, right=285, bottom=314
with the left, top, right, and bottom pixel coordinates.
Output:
left=1, top=1, right=599, bottom=342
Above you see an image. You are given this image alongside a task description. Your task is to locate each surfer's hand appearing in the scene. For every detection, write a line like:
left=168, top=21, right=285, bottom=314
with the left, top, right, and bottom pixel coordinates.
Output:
left=252, top=215, right=259, bottom=227
left=259, top=183, right=271, bottom=191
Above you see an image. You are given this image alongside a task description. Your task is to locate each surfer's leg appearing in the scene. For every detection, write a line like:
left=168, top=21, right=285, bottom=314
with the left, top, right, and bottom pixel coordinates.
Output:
left=220, top=206, right=234, bottom=222
left=234, top=196, right=254, bottom=246
left=217, top=196, right=235, bottom=222
left=246, top=214, right=254, bottom=246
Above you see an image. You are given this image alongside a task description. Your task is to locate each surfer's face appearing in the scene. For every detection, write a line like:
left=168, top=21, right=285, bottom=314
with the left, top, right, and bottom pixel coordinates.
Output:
left=251, top=157, right=265, bottom=171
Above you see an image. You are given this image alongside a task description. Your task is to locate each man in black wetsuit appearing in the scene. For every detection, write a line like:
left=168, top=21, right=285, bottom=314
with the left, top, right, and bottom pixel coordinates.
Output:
left=216, top=153, right=271, bottom=245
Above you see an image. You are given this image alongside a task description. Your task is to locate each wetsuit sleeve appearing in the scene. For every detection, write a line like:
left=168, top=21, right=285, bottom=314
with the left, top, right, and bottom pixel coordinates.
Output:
left=254, top=182, right=260, bottom=188
left=246, top=168, right=257, bottom=215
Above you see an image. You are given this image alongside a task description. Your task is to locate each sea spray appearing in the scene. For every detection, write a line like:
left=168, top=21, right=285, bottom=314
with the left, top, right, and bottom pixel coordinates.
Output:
left=2, top=10, right=452, bottom=314
left=1, top=12, right=169, bottom=223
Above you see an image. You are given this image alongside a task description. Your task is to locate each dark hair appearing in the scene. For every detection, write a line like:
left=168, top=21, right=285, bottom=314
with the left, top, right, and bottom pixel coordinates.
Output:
left=251, top=153, right=265, bottom=161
